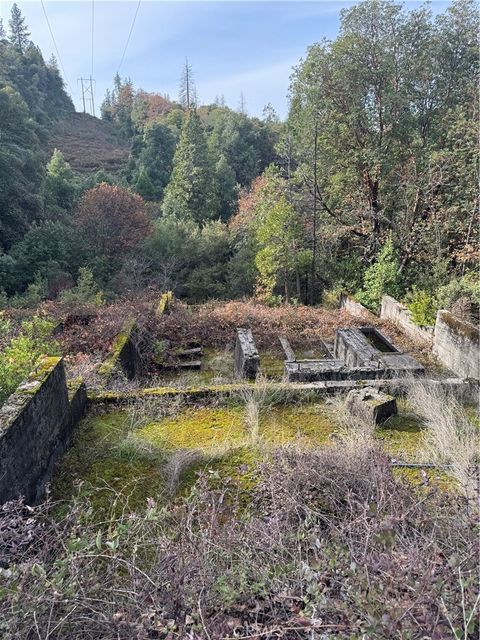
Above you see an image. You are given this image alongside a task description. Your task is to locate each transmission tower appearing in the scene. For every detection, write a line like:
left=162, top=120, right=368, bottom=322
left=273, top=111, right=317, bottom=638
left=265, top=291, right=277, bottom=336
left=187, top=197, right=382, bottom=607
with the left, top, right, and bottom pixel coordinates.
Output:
left=78, top=77, right=96, bottom=116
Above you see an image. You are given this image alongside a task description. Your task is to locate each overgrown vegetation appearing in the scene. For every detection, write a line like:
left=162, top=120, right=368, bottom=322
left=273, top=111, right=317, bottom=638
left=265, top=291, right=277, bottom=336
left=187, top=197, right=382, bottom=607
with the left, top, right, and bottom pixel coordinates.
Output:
left=0, top=316, right=58, bottom=405
left=0, top=443, right=477, bottom=639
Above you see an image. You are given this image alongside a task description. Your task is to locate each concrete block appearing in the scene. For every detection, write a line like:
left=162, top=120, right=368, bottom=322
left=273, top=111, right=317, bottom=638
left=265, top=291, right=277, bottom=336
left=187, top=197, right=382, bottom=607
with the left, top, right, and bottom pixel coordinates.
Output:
left=234, top=328, right=259, bottom=379
left=346, top=386, right=397, bottom=424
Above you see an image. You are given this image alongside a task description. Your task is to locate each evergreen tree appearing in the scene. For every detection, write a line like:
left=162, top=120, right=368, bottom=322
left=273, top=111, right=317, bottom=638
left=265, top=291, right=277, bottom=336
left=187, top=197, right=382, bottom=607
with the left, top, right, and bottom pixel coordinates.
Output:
left=0, top=87, right=43, bottom=250
left=100, top=89, right=113, bottom=121
left=43, top=149, right=77, bottom=216
left=162, top=111, right=215, bottom=223
left=133, top=120, right=176, bottom=199
left=214, top=154, right=238, bottom=220
left=0, top=18, right=6, bottom=40
left=134, top=166, right=156, bottom=199
left=8, top=3, right=30, bottom=53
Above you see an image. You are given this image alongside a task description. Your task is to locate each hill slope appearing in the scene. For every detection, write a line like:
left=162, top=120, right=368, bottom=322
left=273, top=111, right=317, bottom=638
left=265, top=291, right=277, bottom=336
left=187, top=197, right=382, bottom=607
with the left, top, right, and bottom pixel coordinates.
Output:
left=49, top=112, right=129, bottom=175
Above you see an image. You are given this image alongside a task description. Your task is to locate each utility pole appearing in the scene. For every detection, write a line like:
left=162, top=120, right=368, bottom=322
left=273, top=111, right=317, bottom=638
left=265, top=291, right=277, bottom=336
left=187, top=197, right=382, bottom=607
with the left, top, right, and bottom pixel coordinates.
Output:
left=78, top=77, right=96, bottom=116
left=238, top=91, right=247, bottom=114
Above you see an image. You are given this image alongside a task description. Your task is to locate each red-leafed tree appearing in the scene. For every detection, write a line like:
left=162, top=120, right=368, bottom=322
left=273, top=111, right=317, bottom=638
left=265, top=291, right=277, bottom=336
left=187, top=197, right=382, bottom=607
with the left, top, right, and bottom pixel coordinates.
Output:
left=75, top=183, right=151, bottom=258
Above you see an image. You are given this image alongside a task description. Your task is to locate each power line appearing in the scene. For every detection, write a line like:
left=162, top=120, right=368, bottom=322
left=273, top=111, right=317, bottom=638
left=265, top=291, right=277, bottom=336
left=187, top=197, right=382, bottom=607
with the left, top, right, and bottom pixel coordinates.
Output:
left=116, top=0, right=141, bottom=75
left=91, top=0, right=94, bottom=78
left=40, top=0, right=74, bottom=96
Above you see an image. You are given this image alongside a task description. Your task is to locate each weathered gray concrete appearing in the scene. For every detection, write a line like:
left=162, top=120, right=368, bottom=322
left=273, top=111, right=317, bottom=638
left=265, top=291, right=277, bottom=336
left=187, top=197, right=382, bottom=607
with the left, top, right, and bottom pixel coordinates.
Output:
left=279, top=336, right=296, bottom=362
left=380, top=295, right=434, bottom=344
left=285, top=326, right=424, bottom=382
left=346, top=386, right=397, bottom=424
left=334, top=328, right=380, bottom=367
left=339, top=294, right=375, bottom=318
left=90, top=377, right=471, bottom=404
left=0, top=357, right=87, bottom=505
left=433, top=310, right=479, bottom=380
left=234, top=328, right=260, bottom=379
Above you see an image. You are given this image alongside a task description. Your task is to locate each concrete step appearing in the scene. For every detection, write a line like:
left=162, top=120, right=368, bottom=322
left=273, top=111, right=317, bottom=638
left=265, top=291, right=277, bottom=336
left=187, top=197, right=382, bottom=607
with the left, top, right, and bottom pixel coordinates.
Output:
left=177, top=347, right=203, bottom=358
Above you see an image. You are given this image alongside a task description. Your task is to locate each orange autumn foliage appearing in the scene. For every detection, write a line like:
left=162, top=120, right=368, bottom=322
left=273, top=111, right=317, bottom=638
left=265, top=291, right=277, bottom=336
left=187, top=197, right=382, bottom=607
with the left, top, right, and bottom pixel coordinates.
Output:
left=75, top=183, right=151, bottom=258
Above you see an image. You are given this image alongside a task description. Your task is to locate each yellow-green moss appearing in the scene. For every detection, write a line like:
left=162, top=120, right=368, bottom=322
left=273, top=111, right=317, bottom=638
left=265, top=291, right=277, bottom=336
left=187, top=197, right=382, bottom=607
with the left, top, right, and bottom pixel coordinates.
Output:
left=156, top=291, right=174, bottom=317
left=51, top=410, right=166, bottom=515
left=138, top=407, right=246, bottom=450
left=18, top=356, right=62, bottom=395
left=97, top=318, right=136, bottom=378
left=375, top=413, right=425, bottom=460
left=52, top=395, right=461, bottom=520
left=259, top=349, right=285, bottom=379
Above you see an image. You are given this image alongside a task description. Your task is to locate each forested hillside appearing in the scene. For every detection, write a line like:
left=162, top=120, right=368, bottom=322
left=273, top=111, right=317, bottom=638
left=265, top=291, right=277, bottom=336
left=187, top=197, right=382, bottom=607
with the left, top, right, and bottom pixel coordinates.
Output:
left=0, top=0, right=478, bottom=323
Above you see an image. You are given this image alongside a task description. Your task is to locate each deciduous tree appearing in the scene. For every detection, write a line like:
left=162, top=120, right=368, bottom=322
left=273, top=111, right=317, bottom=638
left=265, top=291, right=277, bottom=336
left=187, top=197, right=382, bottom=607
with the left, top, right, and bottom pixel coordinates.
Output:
left=75, top=183, right=151, bottom=258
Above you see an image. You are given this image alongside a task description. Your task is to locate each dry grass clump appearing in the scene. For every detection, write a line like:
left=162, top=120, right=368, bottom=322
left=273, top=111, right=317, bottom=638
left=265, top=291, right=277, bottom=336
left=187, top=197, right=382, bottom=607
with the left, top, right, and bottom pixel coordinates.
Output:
left=237, top=374, right=277, bottom=443
left=125, top=394, right=185, bottom=431
left=0, top=443, right=477, bottom=639
left=407, top=381, right=479, bottom=503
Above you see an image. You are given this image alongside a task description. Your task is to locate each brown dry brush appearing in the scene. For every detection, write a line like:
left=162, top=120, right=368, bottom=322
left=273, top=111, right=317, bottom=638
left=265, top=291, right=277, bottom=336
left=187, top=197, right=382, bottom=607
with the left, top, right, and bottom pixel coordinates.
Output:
left=155, top=299, right=428, bottom=357
left=0, top=446, right=478, bottom=639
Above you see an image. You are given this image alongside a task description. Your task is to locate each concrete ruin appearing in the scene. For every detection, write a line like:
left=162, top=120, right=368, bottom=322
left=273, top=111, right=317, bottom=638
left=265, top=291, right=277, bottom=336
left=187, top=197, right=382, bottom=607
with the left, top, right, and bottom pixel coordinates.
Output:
left=433, top=311, right=479, bottom=380
left=283, top=326, right=424, bottom=383
left=0, top=357, right=87, bottom=505
left=346, top=386, right=397, bottom=424
left=235, top=328, right=260, bottom=379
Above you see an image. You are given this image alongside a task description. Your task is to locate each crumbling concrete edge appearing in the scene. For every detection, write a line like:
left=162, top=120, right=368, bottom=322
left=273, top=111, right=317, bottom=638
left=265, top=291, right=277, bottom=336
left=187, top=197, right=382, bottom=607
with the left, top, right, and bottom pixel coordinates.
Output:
left=156, top=291, right=174, bottom=318
left=339, top=293, right=376, bottom=319
left=88, top=376, right=471, bottom=404
left=97, top=317, right=140, bottom=384
left=380, top=295, right=434, bottom=344
left=433, top=310, right=479, bottom=380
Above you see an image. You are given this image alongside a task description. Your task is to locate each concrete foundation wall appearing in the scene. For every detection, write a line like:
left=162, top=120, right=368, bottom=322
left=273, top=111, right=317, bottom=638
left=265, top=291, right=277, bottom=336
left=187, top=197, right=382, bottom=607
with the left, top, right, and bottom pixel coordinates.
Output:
left=339, top=294, right=375, bottom=319
left=0, top=357, right=87, bottom=505
left=433, top=311, right=479, bottom=380
left=380, top=295, right=433, bottom=344
left=97, top=317, right=142, bottom=384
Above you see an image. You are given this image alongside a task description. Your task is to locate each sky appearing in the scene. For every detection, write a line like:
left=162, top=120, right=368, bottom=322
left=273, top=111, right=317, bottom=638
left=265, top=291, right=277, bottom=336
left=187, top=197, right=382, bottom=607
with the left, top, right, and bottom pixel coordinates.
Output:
left=1, top=0, right=452, bottom=118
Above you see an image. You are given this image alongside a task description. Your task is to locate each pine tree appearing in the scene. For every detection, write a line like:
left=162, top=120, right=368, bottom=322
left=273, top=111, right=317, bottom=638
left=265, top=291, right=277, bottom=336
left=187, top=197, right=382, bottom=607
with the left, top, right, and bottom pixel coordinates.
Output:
left=8, top=3, right=30, bottom=53
left=0, top=18, right=6, bottom=40
left=214, top=155, right=237, bottom=220
left=162, top=110, right=214, bottom=223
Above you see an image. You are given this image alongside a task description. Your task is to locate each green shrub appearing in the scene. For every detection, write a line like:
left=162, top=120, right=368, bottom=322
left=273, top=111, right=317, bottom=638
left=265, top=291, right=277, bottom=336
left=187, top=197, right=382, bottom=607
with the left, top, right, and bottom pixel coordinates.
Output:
left=404, top=287, right=437, bottom=326
left=9, top=274, right=47, bottom=309
left=356, top=236, right=401, bottom=312
left=436, top=271, right=480, bottom=311
left=60, top=267, right=104, bottom=306
left=0, top=316, right=59, bottom=405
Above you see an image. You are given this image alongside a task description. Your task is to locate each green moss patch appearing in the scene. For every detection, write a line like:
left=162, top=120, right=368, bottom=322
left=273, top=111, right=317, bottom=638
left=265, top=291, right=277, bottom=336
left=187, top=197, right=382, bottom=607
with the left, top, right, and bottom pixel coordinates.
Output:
left=52, top=395, right=460, bottom=519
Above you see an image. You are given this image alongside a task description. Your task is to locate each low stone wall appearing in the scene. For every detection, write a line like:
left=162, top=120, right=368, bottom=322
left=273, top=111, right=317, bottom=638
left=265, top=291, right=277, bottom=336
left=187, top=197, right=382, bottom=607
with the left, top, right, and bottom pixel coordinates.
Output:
left=380, top=295, right=434, bottom=344
left=97, top=317, right=142, bottom=384
left=433, top=311, right=479, bottom=379
left=234, top=328, right=260, bottom=379
left=339, top=294, right=375, bottom=319
left=0, top=357, right=87, bottom=505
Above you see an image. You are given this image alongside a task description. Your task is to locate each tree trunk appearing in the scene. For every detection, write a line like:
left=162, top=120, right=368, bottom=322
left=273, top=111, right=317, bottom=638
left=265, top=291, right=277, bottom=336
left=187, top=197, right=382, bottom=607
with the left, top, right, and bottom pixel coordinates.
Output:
left=311, top=120, right=319, bottom=305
